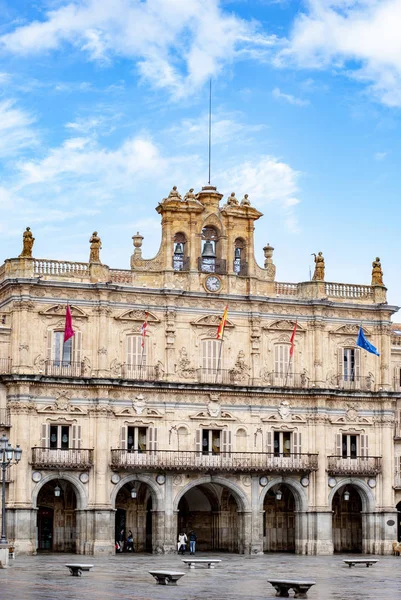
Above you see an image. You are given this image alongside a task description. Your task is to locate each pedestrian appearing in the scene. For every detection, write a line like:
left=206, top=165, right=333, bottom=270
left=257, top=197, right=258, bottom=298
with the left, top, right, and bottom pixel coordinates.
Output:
left=189, top=530, right=197, bottom=555
left=177, top=531, right=187, bottom=555
left=127, top=530, right=134, bottom=552
left=119, top=528, right=125, bottom=552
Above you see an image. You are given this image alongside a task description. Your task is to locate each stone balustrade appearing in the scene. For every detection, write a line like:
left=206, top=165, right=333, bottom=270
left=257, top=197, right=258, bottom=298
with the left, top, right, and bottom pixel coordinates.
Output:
left=325, top=282, right=374, bottom=300
left=34, top=259, right=89, bottom=277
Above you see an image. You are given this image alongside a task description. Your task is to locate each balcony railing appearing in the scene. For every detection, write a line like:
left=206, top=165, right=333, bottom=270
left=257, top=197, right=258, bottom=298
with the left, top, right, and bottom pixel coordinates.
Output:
left=111, top=450, right=318, bottom=473
left=34, top=259, right=89, bottom=277
left=263, top=372, right=311, bottom=388
left=0, top=408, right=10, bottom=426
left=0, top=358, right=11, bottom=374
left=197, top=257, right=227, bottom=274
left=172, top=256, right=190, bottom=272
left=197, top=368, right=251, bottom=386
left=121, top=364, right=164, bottom=380
left=32, top=447, right=94, bottom=470
left=45, top=360, right=85, bottom=377
left=333, top=375, right=375, bottom=391
left=327, top=455, right=382, bottom=476
left=325, top=282, right=373, bottom=300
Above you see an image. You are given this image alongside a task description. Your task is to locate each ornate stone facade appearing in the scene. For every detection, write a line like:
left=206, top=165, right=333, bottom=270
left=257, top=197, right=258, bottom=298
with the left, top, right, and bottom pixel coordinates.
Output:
left=0, top=185, right=400, bottom=557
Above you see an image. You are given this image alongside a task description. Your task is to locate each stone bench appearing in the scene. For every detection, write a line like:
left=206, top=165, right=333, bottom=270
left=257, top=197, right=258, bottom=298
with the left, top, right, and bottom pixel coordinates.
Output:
left=149, top=571, right=185, bottom=586
left=65, top=564, right=94, bottom=577
left=343, top=559, right=378, bottom=568
left=182, top=558, right=222, bottom=569
left=268, top=579, right=316, bottom=599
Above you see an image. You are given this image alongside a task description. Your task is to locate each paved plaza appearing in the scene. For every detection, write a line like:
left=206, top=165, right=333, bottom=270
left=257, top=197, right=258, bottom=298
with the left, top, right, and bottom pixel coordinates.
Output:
left=0, top=552, right=400, bottom=600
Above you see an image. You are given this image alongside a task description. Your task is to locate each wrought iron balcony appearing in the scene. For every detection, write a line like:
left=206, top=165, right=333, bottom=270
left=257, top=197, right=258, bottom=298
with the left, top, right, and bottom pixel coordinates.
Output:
left=32, top=447, right=94, bottom=470
left=327, top=455, right=382, bottom=476
left=329, top=375, right=376, bottom=391
left=111, top=450, right=318, bottom=473
left=44, top=360, right=85, bottom=377
left=261, top=372, right=311, bottom=388
left=197, top=257, right=227, bottom=274
left=196, top=368, right=251, bottom=386
left=121, top=364, right=164, bottom=380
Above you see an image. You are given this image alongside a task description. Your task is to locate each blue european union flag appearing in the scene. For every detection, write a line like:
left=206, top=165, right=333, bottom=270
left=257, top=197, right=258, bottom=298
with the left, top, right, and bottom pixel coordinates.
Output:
left=356, top=327, right=380, bottom=356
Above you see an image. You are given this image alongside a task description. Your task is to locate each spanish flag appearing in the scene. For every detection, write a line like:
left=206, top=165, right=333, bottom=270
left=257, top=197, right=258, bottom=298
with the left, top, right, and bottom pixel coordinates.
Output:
left=216, top=305, right=228, bottom=340
left=289, top=321, right=297, bottom=357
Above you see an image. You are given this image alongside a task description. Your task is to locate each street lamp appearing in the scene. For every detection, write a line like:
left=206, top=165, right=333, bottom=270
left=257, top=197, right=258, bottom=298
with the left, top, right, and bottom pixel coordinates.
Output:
left=0, top=433, right=22, bottom=546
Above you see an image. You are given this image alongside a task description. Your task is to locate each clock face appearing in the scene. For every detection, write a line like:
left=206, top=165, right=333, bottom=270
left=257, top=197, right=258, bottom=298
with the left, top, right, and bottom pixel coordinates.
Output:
left=205, top=275, right=221, bottom=292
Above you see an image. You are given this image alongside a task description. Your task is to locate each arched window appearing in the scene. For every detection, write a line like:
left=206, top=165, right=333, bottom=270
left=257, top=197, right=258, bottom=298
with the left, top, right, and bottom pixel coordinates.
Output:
left=173, top=232, right=189, bottom=271
left=47, top=330, right=82, bottom=376
left=235, top=428, right=247, bottom=452
left=233, top=238, right=247, bottom=275
left=199, top=226, right=226, bottom=274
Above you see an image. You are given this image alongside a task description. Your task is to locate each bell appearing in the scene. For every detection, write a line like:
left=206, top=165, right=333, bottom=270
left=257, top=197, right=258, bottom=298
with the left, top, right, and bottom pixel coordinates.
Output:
left=202, top=240, right=216, bottom=258
left=234, top=247, right=241, bottom=259
left=174, top=243, right=184, bottom=255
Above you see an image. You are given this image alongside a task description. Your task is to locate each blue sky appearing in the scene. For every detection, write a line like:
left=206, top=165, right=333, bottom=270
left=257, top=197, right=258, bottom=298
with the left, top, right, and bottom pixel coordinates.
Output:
left=1, top=0, right=401, bottom=304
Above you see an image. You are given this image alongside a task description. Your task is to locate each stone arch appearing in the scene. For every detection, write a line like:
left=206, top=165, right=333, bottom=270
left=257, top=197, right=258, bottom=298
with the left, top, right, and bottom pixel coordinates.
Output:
left=32, top=473, right=88, bottom=510
left=328, top=478, right=376, bottom=512
left=259, top=477, right=308, bottom=513
left=111, top=474, right=163, bottom=511
left=173, top=475, right=250, bottom=512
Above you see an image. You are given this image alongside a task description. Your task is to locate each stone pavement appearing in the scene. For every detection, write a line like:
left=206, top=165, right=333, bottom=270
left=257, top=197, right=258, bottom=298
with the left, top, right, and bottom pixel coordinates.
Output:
left=0, top=552, right=400, bottom=600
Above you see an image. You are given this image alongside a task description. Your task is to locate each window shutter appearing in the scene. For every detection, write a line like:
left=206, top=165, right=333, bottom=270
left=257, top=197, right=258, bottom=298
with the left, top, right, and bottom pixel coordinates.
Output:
left=338, top=348, right=344, bottom=379
left=292, top=431, right=301, bottom=455
left=195, top=429, right=202, bottom=454
left=127, top=336, right=133, bottom=366
left=72, top=331, right=82, bottom=364
left=41, top=423, right=50, bottom=447
left=335, top=433, right=341, bottom=456
left=148, top=427, right=158, bottom=452
left=222, top=430, right=232, bottom=456
left=275, top=345, right=290, bottom=377
left=47, top=332, right=53, bottom=360
left=360, top=434, right=368, bottom=457
left=266, top=430, right=273, bottom=454
left=202, top=339, right=219, bottom=371
left=355, top=348, right=360, bottom=379
left=71, top=424, right=82, bottom=449
left=120, top=425, right=128, bottom=450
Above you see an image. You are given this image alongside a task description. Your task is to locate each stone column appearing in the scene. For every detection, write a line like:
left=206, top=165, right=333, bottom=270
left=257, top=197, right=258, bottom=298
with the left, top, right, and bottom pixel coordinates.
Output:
left=312, top=319, right=324, bottom=386
left=12, top=294, right=34, bottom=374
left=94, top=302, right=110, bottom=377
left=379, top=325, right=391, bottom=390
left=238, top=510, right=252, bottom=554
left=163, top=475, right=176, bottom=553
left=165, top=309, right=176, bottom=381
left=250, top=475, right=263, bottom=554
left=90, top=402, right=114, bottom=555
left=250, top=314, right=261, bottom=385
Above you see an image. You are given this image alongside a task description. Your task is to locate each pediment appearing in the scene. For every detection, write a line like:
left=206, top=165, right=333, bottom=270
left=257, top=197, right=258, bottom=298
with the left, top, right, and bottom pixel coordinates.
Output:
left=332, top=324, right=370, bottom=335
left=262, top=414, right=279, bottom=422
left=39, top=304, right=88, bottom=319
left=191, top=315, right=235, bottom=328
left=115, top=309, right=160, bottom=323
left=190, top=411, right=236, bottom=421
left=263, top=320, right=303, bottom=331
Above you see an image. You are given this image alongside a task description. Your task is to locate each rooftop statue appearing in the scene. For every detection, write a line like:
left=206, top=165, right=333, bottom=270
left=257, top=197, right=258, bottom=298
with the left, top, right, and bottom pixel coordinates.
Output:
left=184, top=188, right=196, bottom=201
left=19, top=227, right=35, bottom=258
left=312, top=252, right=325, bottom=281
left=227, top=192, right=239, bottom=206
left=371, top=257, right=384, bottom=286
left=89, top=231, right=102, bottom=264
left=241, top=194, right=251, bottom=206
left=165, top=186, right=182, bottom=201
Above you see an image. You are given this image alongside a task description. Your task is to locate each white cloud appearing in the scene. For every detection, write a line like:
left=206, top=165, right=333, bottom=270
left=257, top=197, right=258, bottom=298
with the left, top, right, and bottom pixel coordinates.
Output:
left=168, top=111, right=265, bottom=146
left=0, top=0, right=275, bottom=98
left=272, top=87, right=310, bottom=106
left=0, top=100, right=38, bottom=157
left=277, top=0, right=401, bottom=107
left=216, top=155, right=301, bottom=232
left=374, top=151, right=388, bottom=161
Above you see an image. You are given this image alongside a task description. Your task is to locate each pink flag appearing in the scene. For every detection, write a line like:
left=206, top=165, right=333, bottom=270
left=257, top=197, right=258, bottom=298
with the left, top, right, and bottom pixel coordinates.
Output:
left=64, top=305, right=75, bottom=343
left=140, top=312, right=149, bottom=348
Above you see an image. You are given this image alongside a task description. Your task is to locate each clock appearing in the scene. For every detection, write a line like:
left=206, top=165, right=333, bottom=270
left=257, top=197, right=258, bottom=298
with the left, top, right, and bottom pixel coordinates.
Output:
left=205, top=275, right=221, bottom=293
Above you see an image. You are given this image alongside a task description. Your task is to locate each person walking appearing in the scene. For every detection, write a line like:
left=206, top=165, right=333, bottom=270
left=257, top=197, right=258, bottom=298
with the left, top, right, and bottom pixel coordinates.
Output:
left=177, top=532, right=187, bottom=555
left=127, top=530, right=134, bottom=552
left=189, top=530, right=197, bottom=555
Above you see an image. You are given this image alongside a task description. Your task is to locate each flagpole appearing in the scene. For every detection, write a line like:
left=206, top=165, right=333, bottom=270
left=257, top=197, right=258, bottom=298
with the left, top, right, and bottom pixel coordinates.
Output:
left=284, top=355, right=293, bottom=387
left=215, top=338, right=223, bottom=384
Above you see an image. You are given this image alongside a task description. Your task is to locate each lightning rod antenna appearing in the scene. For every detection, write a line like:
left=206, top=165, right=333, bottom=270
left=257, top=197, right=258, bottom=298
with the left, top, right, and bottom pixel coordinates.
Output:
left=208, top=78, right=212, bottom=185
